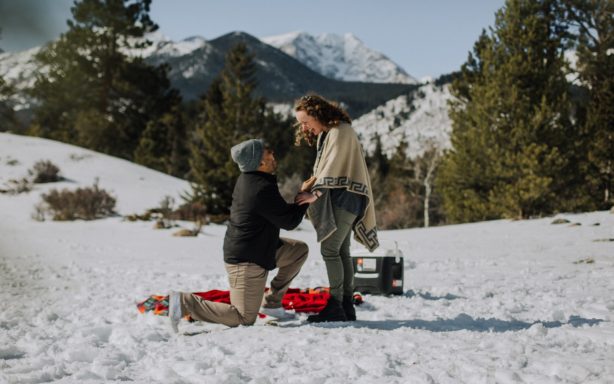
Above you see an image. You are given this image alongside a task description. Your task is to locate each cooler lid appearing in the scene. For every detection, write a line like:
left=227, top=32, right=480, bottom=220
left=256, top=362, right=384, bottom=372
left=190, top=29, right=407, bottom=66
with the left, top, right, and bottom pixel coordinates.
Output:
left=350, top=247, right=403, bottom=258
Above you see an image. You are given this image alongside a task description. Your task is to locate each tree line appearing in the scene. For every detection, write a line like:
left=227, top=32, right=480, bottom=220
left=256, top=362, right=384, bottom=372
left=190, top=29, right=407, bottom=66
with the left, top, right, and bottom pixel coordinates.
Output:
left=0, top=0, right=308, bottom=221
left=1, top=0, right=612, bottom=228
left=437, top=0, right=613, bottom=223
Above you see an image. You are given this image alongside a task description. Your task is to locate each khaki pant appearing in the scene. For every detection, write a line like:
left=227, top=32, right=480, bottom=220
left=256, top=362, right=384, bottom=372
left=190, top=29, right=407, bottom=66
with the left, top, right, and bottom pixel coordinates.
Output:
left=180, top=238, right=308, bottom=327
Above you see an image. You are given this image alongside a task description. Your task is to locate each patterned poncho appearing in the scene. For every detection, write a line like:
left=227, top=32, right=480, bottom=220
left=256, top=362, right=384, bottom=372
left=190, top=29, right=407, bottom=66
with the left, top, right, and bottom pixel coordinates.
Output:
left=307, top=123, right=379, bottom=252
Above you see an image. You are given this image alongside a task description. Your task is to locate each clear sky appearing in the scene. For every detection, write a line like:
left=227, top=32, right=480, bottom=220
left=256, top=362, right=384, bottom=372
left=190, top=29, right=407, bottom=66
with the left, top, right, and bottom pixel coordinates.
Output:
left=0, top=0, right=506, bottom=79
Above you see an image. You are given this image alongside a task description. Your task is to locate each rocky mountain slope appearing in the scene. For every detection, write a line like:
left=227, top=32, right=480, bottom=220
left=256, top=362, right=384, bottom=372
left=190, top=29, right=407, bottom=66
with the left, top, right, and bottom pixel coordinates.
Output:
left=353, top=82, right=453, bottom=159
left=262, top=31, right=417, bottom=84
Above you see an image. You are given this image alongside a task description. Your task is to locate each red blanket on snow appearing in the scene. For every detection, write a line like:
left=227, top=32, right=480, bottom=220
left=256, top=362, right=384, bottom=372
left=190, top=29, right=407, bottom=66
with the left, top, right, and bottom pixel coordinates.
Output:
left=136, top=287, right=362, bottom=317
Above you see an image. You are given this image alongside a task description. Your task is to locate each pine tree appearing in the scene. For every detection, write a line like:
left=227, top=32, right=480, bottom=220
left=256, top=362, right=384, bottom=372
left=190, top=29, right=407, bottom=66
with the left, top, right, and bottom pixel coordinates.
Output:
left=438, top=0, right=578, bottom=222
left=0, top=74, right=17, bottom=132
left=564, top=0, right=614, bottom=207
left=366, top=134, right=392, bottom=221
left=261, top=107, right=309, bottom=183
left=134, top=104, right=189, bottom=177
left=189, top=43, right=269, bottom=215
left=368, top=138, right=425, bottom=229
left=1, top=30, right=19, bottom=132
left=368, top=133, right=390, bottom=179
left=29, top=0, right=179, bottom=160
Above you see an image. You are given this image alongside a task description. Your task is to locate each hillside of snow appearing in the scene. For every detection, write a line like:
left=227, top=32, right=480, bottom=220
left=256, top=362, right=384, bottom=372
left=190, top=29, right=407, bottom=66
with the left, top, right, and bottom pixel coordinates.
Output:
left=353, top=82, right=453, bottom=159
left=1, top=132, right=613, bottom=383
left=262, top=31, right=417, bottom=84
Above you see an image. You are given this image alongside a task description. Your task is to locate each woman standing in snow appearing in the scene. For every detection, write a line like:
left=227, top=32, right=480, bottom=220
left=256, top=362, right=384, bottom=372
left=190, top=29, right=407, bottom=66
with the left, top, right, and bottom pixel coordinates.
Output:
left=294, top=94, right=379, bottom=322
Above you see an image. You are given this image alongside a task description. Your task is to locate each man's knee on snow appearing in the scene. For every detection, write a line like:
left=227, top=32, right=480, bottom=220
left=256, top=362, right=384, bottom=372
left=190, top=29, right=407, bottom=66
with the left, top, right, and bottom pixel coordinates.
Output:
left=239, top=312, right=259, bottom=326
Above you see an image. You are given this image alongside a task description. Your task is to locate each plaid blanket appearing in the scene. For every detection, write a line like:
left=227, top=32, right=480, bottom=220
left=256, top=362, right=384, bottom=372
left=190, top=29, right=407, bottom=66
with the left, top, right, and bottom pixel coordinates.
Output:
left=137, top=287, right=363, bottom=317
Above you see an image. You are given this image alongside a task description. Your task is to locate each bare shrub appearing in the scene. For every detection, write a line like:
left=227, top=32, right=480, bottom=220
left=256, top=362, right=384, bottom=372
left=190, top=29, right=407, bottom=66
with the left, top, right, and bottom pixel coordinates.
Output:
left=124, top=212, right=153, bottom=222
left=5, top=157, right=19, bottom=166
left=69, top=153, right=92, bottom=161
left=153, top=219, right=169, bottom=229
left=125, top=197, right=208, bottom=229
left=158, top=195, right=174, bottom=227
left=154, top=199, right=208, bottom=229
left=172, top=220, right=204, bottom=237
left=123, top=192, right=210, bottom=231
left=40, top=181, right=116, bottom=220
left=376, top=184, right=422, bottom=229
left=30, top=160, right=61, bottom=183
left=147, top=196, right=176, bottom=229
left=170, top=202, right=208, bottom=223
left=32, top=202, right=46, bottom=222
left=1, top=178, right=32, bottom=195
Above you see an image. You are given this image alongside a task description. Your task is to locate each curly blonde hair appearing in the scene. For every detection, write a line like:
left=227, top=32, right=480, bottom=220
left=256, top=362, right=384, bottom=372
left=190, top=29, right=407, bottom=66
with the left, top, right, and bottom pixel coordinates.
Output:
left=294, top=94, right=351, bottom=146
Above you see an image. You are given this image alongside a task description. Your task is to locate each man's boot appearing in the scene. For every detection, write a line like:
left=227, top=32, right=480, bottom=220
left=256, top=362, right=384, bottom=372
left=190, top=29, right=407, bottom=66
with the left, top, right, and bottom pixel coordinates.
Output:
left=307, top=297, right=347, bottom=323
left=342, top=295, right=356, bottom=321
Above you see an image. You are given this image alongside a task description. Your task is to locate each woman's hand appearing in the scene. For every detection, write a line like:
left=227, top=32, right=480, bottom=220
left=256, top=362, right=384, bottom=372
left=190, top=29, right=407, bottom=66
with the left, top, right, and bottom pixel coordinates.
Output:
left=300, top=176, right=317, bottom=192
left=294, top=191, right=317, bottom=205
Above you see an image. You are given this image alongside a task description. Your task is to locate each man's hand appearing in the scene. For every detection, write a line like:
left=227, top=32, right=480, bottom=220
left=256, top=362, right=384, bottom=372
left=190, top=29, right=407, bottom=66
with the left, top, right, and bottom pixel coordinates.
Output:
left=294, top=191, right=317, bottom=205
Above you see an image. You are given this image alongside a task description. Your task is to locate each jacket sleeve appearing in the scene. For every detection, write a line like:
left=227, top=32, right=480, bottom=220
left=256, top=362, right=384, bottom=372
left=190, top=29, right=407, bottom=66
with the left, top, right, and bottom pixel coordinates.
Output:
left=255, top=183, right=308, bottom=230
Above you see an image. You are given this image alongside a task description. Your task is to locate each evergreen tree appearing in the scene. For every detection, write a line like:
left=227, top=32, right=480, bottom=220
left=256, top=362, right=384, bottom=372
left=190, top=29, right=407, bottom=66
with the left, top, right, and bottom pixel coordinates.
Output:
left=29, top=0, right=180, bottom=160
left=366, top=134, right=391, bottom=214
left=134, top=104, right=189, bottom=177
left=1, top=31, right=18, bottom=132
left=367, top=133, right=390, bottom=179
left=564, top=0, right=614, bottom=207
left=438, top=0, right=578, bottom=222
left=189, top=43, right=273, bottom=215
left=0, top=74, right=17, bottom=132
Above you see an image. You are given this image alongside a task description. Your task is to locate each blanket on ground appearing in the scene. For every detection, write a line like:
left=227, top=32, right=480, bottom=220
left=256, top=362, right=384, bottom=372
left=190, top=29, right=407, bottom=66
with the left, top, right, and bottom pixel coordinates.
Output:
left=137, top=287, right=363, bottom=318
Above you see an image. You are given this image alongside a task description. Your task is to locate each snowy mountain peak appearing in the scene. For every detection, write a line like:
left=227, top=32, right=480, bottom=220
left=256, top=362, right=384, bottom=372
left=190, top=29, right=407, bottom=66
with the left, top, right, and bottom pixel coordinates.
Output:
left=260, top=31, right=308, bottom=47
left=262, top=31, right=417, bottom=84
left=126, top=33, right=209, bottom=58
left=156, top=35, right=209, bottom=57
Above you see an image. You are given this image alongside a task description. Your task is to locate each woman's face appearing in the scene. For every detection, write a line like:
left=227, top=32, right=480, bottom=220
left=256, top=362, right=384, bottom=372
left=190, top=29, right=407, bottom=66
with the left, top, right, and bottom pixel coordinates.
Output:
left=295, top=110, right=327, bottom=136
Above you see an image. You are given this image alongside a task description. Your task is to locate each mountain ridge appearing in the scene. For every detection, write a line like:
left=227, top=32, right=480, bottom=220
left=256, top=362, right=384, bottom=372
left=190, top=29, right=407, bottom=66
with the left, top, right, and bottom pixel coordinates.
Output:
left=0, top=30, right=417, bottom=117
left=1, top=31, right=454, bottom=155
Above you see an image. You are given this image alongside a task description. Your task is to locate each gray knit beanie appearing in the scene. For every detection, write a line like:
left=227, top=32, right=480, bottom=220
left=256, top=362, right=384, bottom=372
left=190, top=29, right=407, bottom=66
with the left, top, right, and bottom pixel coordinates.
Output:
left=230, top=138, right=264, bottom=172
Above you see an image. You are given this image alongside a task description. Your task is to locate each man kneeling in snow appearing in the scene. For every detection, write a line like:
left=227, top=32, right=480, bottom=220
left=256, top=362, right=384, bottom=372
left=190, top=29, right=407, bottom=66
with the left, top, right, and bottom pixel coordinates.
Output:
left=169, top=138, right=316, bottom=332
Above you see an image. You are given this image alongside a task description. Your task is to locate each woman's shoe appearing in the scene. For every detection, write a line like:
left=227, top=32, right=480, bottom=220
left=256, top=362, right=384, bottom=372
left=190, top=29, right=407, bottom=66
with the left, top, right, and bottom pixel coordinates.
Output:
left=307, top=297, right=347, bottom=323
left=342, top=295, right=356, bottom=321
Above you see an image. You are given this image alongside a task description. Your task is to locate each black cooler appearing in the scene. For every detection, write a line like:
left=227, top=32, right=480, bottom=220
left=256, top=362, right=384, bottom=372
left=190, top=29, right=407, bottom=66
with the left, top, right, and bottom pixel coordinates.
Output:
left=351, top=247, right=404, bottom=295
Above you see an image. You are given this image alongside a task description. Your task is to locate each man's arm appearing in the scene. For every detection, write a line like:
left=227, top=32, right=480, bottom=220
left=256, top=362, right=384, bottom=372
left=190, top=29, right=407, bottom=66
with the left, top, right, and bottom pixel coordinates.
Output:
left=256, top=184, right=309, bottom=230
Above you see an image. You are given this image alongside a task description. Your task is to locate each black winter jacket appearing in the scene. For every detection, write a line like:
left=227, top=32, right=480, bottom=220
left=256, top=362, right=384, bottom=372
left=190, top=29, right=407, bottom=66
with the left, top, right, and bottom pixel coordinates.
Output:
left=223, top=171, right=308, bottom=270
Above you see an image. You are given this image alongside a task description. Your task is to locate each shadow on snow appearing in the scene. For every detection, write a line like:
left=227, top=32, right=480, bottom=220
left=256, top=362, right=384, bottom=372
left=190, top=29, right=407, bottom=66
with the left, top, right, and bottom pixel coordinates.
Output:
left=404, top=289, right=464, bottom=301
left=310, top=314, right=603, bottom=333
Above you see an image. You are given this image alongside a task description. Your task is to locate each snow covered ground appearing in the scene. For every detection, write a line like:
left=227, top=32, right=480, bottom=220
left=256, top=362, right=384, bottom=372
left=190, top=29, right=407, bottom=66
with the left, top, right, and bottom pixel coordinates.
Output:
left=1, top=132, right=613, bottom=384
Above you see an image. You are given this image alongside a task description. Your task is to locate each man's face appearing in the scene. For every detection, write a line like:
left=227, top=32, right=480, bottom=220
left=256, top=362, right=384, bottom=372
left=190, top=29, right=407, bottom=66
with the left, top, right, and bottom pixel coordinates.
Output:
left=259, top=148, right=277, bottom=174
